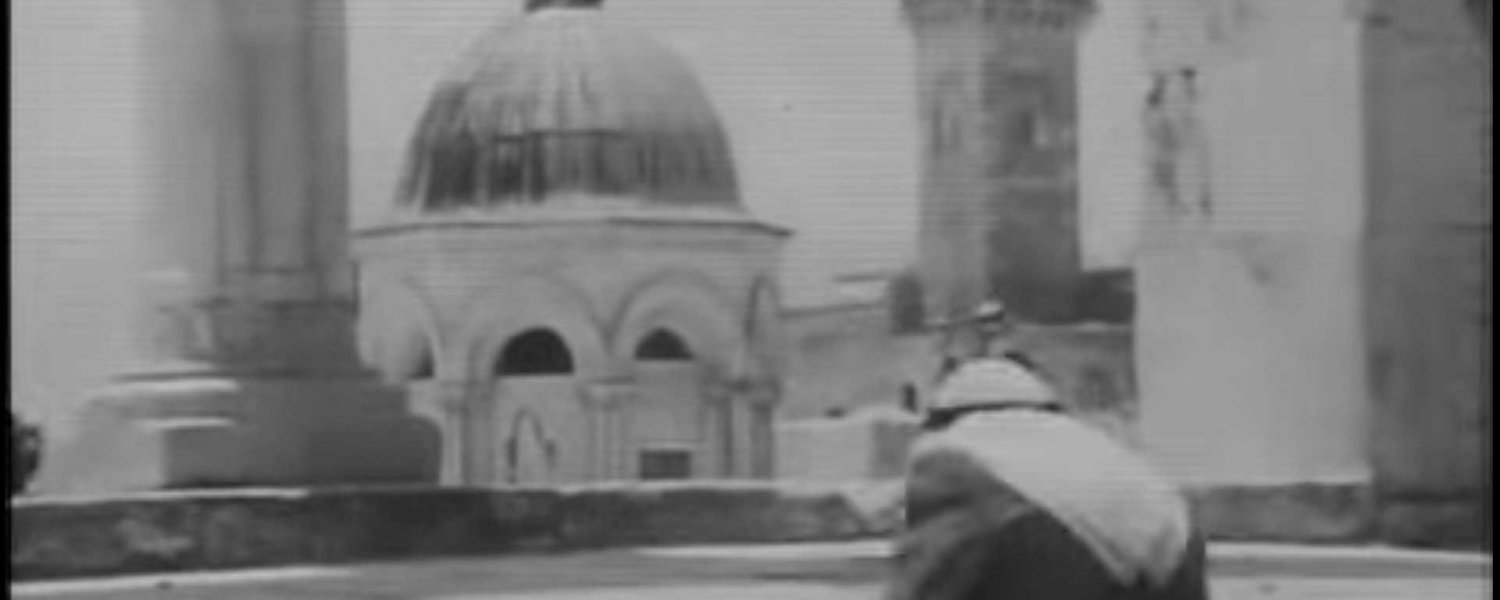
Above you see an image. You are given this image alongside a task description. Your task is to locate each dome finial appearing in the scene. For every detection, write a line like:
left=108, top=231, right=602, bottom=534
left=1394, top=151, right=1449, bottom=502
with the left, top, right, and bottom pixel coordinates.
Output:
left=526, top=0, right=603, bottom=12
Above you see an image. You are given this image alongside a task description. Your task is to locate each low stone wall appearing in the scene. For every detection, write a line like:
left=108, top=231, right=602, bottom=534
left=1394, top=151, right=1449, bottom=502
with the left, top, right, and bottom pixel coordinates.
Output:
left=11, top=480, right=1435, bottom=582
left=10, top=482, right=897, bottom=582
left=1188, top=483, right=1375, bottom=544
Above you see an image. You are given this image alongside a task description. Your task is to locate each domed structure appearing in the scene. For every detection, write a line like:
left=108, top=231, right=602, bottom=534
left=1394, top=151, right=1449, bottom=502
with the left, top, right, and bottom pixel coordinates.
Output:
left=356, top=0, right=789, bottom=487
left=397, top=0, right=740, bottom=211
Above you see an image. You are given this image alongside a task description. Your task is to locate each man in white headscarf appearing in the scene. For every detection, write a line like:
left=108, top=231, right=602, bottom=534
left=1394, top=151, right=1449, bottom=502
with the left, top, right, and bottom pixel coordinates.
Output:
left=885, top=358, right=1210, bottom=600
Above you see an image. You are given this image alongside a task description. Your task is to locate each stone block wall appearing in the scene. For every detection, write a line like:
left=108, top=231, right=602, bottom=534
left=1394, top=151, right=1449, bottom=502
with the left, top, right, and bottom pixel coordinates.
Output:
left=10, top=483, right=897, bottom=582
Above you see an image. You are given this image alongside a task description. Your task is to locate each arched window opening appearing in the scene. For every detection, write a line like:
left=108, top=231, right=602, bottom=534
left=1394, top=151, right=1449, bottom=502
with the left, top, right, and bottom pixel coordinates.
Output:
left=497, top=328, right=575, bottom=376
left=634, top=329, right=693, bottom=362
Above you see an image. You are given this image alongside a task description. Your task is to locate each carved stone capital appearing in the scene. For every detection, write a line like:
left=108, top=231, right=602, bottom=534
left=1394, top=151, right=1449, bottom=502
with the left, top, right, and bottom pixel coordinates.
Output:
left=583, top=380, right=637, bottom=409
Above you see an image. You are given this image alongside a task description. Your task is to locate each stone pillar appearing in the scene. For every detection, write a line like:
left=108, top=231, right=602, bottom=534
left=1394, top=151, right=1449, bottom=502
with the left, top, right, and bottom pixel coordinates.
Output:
left=583, top=380, right=636, bottom=481
left=38, top=0, right=430, bottom=493
left=744, top=384, right=780, bottom=480
left=903, top=0, right=1097, bottom=324
left=435, top=379, right=473, bottom=485
left=701, top=380, right=737, bottom=478
left=1133, top=0, right=1371, bottom=486
left=1360, top=0, right=1491, bottom=547
left=700, top=378, right=779, bottom=480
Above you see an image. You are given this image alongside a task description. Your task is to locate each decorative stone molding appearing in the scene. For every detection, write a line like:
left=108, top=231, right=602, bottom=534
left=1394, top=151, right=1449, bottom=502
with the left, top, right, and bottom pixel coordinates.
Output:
left=582, top=379, right=637, bottom=409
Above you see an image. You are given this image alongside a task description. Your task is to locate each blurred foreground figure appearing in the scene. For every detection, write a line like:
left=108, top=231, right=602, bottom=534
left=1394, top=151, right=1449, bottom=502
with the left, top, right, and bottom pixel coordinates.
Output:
left=886, top=359, right=1209, bottom=600
left=11, top=408, right=42, bottom=497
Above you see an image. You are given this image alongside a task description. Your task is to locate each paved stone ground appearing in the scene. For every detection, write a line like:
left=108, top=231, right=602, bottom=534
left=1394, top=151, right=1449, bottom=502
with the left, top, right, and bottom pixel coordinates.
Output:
left=12, top=542, right=1491, bottom=600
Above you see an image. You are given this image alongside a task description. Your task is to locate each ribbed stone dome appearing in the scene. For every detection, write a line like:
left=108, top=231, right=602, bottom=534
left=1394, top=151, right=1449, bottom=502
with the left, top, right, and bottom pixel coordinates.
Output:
left=396, top=0, right=741, bottom=212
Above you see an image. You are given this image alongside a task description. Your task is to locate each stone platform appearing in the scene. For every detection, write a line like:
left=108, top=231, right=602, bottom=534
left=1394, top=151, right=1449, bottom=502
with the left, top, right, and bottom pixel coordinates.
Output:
left=14, top=479, right=1484, bottom=581
left=33, top=370, right=440, bottom=494
left=11, top=541, right=1491, bottom=600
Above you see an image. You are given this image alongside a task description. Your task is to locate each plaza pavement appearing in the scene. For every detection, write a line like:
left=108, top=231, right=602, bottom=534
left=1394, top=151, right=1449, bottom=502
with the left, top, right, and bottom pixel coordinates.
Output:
left=12, top=541, right=1491, bottom=600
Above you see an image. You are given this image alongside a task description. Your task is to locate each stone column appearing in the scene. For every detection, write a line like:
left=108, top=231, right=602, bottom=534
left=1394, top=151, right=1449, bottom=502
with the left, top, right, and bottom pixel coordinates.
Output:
left=743, top=383, right=780, bottom=480
left=700, top=379, right=737, bottom=478
left=703, top=378, right=779, bottom=480
left=39, top=0, right=429, bottom=493
left=583, top=380, right=636, bottom=481
left=436, top=379, right=473, bottom=485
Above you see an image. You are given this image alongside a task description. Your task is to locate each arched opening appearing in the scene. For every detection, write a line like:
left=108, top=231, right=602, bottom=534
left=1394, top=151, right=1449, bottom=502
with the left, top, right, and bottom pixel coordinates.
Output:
left=491, top=327, right=580, bottom=486
left=634, top=329, right=693, bottom=362
left=629, top=327, right=705, bottom=480
left=496, top=328, right=575, bottom=376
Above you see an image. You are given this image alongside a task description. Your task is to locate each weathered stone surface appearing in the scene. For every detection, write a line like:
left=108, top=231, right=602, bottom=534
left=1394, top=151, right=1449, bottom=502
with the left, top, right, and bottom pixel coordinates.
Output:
left=36, top=377, right=441, bottom=494
left=21, top=480, right=1458, bottom=581
left=10, top=487, right=565, bottom=581
left=558, top=482, right=875, bottom=547
left=1360, top=0, right=1491, bottom=542
left=904, top=0, right=1095, bottom=325
left=10, top=483, right=892, bottom=582
left=1377, top=497, right=1489, bottom=549
left=1187, top=483, right=1375, bottom=544
left=12, top=491, right=321, bottom=580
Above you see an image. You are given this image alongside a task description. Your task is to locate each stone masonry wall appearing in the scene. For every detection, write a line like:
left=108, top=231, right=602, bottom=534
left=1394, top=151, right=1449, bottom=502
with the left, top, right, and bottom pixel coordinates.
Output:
left=13, top=480, right=1386, bottom=582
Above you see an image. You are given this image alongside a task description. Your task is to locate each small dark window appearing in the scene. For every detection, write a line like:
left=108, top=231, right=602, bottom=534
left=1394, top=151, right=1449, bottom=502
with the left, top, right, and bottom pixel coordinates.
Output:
left=497, top=329, right=575, bottom=376
left=639, top=448, right=693, bottom=480
left=635, top=329, right=693, bottom=361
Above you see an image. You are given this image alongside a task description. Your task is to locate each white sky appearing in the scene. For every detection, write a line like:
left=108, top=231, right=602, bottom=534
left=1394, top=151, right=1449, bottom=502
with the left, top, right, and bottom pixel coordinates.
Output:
left=10, top=0, right=1148, bottom=426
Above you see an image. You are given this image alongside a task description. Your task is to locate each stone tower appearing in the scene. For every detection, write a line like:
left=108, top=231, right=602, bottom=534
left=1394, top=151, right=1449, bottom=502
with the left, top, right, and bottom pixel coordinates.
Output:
left=902, top=0, right=1097, bottom=324
left=37, top=0, right=435, bottom=493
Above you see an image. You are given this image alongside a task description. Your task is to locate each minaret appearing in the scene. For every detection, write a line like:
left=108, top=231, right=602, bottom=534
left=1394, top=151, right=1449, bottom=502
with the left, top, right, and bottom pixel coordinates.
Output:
left=37, top=0, right=433, bottom=493
left=902, top=0, right=1096, bottom=325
